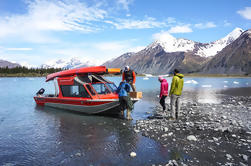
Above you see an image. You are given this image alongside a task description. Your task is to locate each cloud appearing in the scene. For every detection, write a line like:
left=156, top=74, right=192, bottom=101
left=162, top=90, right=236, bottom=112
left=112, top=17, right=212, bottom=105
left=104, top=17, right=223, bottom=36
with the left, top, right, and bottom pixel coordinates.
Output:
left=168, top=25, right=192, bottom=33
left=223, top=20, right=231, bottom=27
left=117, top=0, right=133, bottom=11
left=42, top=40, right=140, bottom=65
left=105, top=17, right=168, bottom=29
left=237, top=7, right=251, bottom=20
left=166, top=17, right=176, bottom=24
left=0, top=0, right=107, bottom=42
left=19, top=61, right=37, bottom=68
left=6, top=48, right=33, bottom=51
left=194, top=22, right=216, bottom=29
left=152, top=31, right=175, bottom=41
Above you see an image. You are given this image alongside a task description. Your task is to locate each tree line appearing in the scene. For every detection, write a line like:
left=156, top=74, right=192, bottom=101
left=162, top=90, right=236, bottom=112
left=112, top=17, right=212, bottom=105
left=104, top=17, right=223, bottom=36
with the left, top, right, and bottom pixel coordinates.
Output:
left=0, top=66, right=62, bottom=75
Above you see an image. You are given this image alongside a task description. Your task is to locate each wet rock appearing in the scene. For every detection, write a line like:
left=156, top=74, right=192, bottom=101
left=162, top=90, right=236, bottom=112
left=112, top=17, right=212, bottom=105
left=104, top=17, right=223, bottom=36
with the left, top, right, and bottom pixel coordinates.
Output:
left=226, top=154, right=232, bottom=160
left=187, top=135, right=197, bottom=141
left=168, top=132, right=173, bottom=136
left=75, top=152, right=81, bottom=157
left=135, top=95, right=251, bottom=166
left=239, top=162, right=247, bottom=166
left=163, top=127, right=169, bottom=132
left=213, top=137, right=219, bottom=142
left=130, top=152, right=136, bottom=157
left=224, top=162, right=234, bottom=166
left=217, top=126, right=232, bottom=133
left=134, top=129, right=140, bottom=133
left=241, top=154, right=248, bottom=162
left=165, top=160, right=178, bottom=166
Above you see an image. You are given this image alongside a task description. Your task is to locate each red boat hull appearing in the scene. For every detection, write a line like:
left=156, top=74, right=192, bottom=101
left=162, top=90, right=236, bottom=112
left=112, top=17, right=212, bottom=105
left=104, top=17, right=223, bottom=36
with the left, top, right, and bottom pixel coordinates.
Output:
left=34, top=96, right=122, bottom=114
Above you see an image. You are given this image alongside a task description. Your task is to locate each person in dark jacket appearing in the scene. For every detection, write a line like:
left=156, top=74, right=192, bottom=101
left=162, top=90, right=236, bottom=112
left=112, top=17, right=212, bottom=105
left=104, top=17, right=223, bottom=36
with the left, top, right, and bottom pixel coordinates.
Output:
left=122, top=66, right=136, bottom=92
left=158, top=76, right=168, bottom=111
left=169, top=69, right=184, bottom=120
left=116, top=81, right=134, bottom=120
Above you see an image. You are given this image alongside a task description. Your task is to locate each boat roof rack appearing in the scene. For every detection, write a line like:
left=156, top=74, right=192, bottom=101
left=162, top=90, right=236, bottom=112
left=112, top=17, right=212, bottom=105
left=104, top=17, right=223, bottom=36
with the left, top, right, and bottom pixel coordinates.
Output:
left=74, top=74, right=110, bottom=84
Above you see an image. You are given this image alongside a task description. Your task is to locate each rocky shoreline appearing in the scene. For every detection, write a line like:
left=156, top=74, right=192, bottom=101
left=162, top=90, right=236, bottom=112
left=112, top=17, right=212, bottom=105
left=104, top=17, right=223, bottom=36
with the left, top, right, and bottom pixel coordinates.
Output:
left=134, top=96, right=251, bottom=166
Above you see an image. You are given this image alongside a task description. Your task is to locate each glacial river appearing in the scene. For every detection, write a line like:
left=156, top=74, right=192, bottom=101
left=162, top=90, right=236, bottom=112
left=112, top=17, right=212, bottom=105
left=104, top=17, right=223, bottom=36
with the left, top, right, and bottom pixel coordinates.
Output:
left=0, top=77, right=250, bottom=165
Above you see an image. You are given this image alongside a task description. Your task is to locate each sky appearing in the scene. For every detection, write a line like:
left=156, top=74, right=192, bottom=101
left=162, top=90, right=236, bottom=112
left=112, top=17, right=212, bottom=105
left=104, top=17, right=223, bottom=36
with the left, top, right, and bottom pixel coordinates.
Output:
left=0, top=0, right=250, bottom=67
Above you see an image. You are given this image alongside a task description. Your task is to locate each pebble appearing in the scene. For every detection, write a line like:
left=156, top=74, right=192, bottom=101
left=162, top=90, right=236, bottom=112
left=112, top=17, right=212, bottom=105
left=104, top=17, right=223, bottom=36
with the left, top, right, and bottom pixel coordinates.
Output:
left=163, top=127, right=169, bottom=132
left=187, top=135, right=197, bottom=141
left=75, top=153, right=81, bottom=157
left=135, top=96, right=251, bottom=165
left=213, top=137, right=219, bottom=142
left=226, top=154, right=232, bottom=160
left=165, top=160, right=178, bottom=166
left=239, top=162, right=247, bottom=166
left=241, top=154, right=248, bottom=162
left=134, top=129, right=140, bottom=133
left=168, top=132, right=173, bottom=136
left=130, top=152, right=136, bottom=157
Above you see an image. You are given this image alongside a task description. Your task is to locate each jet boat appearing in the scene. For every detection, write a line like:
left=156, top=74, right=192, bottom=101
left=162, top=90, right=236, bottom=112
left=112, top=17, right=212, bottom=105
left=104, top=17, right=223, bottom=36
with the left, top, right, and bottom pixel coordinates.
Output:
left=34, top=66, right=140, bottom=114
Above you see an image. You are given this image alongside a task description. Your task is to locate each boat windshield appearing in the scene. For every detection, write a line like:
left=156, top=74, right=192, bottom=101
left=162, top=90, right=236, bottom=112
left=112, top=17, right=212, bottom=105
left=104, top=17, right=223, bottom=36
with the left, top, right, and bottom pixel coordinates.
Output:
left=92, top=83, right=111, bottom=95
left=106, top=83, right=117, bottom=93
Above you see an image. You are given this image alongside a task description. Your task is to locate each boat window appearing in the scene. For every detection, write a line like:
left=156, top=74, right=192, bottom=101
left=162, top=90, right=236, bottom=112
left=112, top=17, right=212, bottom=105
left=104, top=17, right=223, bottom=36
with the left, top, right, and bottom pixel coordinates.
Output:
left=106, top=83, right=117, bottom=93
left=92, top=83, right=111, bottom=94
left=85, top=84, right=96, bottom=96
left=60, top=85, right=90, bottom=98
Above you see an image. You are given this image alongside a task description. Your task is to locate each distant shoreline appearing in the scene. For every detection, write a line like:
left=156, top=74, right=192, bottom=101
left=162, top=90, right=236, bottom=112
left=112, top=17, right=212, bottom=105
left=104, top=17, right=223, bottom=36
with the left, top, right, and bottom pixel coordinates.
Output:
left=0, top=73, right=48, bottom=77
left=0, top=73, right=250, bottom=78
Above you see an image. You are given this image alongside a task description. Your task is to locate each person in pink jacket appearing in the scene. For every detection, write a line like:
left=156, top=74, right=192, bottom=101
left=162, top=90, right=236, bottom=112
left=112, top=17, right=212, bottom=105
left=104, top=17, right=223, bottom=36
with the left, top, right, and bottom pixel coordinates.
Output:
left=158, top=76, right=168, bottom=111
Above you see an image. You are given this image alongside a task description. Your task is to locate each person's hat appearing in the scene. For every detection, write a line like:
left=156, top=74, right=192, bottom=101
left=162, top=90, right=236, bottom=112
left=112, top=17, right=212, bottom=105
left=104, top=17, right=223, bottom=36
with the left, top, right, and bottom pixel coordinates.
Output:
left=174, top=69, right=179, bottom=73
left=158, top=76, right=163, bottom=81
left=125, top=65, right=129, bottom=71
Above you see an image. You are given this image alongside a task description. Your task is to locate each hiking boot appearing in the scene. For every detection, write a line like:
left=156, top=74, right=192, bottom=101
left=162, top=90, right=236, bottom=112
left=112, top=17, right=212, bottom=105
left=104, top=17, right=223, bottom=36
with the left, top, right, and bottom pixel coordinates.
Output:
left=120, top=111, right=125, bottom=119
left=169, top=117, right=176, bottom=121
left=126, top=110, right=133, bottom=120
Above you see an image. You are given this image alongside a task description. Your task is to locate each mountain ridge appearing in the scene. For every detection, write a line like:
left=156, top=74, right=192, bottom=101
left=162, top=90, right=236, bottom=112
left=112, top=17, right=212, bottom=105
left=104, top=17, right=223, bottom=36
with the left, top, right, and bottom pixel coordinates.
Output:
left=104, top=28, right=247, bottom=74
left=201, top=29, right=251, bottom=74
left=0, top=60, right=21, bottom=68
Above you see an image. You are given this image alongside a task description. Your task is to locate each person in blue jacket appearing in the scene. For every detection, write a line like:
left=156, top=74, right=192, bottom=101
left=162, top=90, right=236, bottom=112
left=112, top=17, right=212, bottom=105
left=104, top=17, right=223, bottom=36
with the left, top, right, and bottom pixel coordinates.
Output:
left=116, top=81, right=133, bottom=120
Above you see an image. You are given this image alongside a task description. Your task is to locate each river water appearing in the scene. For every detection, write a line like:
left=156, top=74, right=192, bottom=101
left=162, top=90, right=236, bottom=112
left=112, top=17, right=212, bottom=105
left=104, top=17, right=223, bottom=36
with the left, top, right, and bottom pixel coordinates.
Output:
left=0, top=76, right=250, bottom=166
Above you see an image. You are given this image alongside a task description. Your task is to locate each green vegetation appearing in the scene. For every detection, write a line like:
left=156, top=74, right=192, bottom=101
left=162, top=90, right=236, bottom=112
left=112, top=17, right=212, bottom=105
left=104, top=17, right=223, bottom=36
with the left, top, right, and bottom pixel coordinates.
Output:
left=0, top=66, right=250, bottom=77
left=0, top=66, right=62, bottom=77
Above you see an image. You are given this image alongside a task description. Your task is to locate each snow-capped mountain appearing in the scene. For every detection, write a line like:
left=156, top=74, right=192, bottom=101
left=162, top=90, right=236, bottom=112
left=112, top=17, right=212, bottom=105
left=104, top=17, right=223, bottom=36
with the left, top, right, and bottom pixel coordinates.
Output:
left=0, top=60, right=21, bottom=68
left=41, top=57, right=95, bottom=69
left=202, top=29, right=251, bottom=74
left=149, top=33, right=196, bottom=53
left=196, top=27, right=244, bottom=57
left=148, top=27, right=244, bottom=58
left=103, top=28, right=249, bottom=74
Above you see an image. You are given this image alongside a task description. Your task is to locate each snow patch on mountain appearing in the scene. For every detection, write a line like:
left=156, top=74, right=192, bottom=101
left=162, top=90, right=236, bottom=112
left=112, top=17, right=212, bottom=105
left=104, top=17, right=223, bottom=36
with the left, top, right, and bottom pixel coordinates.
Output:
left=149, top=28, right=244, bottom=58
left=196, top=27, right=244, bottom=57
left=41, top=57, right=96, bottom=69
left=151, top=32, right=196, bottom=52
